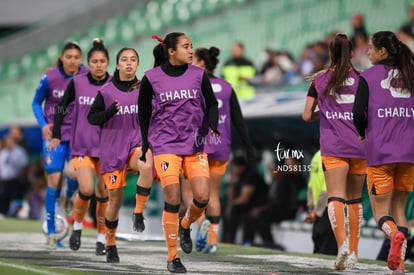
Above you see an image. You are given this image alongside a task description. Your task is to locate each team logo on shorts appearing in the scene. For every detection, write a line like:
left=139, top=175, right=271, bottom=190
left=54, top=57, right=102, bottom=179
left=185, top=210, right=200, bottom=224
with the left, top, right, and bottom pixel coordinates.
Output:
left=109, top=174, right=117, bottom=184
left=161, top=161, right=169, bottom=171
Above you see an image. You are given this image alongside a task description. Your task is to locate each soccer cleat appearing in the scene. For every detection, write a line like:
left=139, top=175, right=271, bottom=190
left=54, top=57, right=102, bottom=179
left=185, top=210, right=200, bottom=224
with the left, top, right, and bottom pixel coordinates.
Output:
left=106, top=245, right=120, bottom=263
left=46, top=234, right=56, bottom=250
left=132, top=213, right=145, bottom=232
left=203, top=244, right=218, bottom=254
left=167, top=258, right=187, bottom=273
left=388, top=232, right=405, bottom=271
left=346, top=251, right=358, bottom=269
left=69, top=229, right=82, bottom=251
left=56, top=241, right=64, bottom=248
left=95, top=242, right=106, bottom=255
left=64, top=197, right=74, bottom=217
left=334, top=241, right=348, bottom=270
left=179, top=218, right=192, bottom=254
left=195, top=219, right=211, bottom=252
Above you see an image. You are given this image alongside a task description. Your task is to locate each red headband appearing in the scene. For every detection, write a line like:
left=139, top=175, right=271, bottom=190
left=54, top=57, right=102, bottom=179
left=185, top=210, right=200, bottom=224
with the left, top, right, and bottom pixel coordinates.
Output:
left=152, top=35, right=164, bottom=45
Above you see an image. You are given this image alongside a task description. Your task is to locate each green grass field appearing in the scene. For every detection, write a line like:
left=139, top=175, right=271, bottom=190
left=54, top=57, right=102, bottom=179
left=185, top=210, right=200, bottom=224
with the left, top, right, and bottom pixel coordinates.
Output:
left=0, top=218, right=412, bottom=274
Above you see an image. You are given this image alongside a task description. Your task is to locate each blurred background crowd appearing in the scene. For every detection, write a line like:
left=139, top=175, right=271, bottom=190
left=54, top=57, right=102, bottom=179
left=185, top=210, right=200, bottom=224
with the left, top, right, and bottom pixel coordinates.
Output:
left=0, top=0, right=413, bottom=257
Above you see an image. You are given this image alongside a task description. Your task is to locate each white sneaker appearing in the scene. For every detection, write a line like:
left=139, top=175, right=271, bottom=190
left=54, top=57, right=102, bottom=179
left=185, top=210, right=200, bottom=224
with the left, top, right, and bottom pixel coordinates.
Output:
left=203, top=244, right=217, bottom=254
left=335, top=242, right=348, bottom=270
left=346, top=251, right=358, bottom=269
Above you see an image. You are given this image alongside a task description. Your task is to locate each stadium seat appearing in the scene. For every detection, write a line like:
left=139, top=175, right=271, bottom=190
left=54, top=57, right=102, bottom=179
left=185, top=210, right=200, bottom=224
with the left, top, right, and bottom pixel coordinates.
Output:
left=2, top=60, right=21, bottom=80
left=87, top=24, right=105, bottom=41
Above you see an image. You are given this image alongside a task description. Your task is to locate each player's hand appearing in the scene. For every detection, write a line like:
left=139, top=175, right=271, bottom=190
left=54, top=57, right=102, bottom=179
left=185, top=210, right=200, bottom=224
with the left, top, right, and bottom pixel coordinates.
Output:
left=138, top=148, right=153, bottom=172
left=42, top=124, right=53, bottom=141
left=211, top=129, right=220, bottom=137
left=48, top=138, right=61, bottom=151
left=304, top=210, right=316, bottom=224
left=106, top=100, right=120, bottom=117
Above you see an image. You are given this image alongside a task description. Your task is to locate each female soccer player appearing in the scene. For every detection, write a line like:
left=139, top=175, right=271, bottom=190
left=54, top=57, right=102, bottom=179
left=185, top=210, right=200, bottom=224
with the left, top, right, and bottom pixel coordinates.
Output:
left=49, top=39, right=111, bottom=256
left=184, top=46, right=254, bottom=254
left=353, top=30, right=414, bottom=274
left=303, top=33, right=366, bottom=270
left=88, top=47, right=154, bottom=263
left=138, top=33, right=219, bottom=273
left=32, top=41, right=87, bottom=249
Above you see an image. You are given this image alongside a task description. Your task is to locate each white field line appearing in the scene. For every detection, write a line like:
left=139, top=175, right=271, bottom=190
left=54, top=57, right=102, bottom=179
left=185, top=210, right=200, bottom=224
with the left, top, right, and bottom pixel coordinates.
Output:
left=0, top=261, right=61, bottom=275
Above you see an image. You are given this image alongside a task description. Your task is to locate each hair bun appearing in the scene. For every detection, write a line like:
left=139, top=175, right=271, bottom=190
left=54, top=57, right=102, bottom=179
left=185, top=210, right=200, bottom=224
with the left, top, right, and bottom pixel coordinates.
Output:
left=92, top=38, right=104, bottom=47
left=208, top=46, right=220, bottom=57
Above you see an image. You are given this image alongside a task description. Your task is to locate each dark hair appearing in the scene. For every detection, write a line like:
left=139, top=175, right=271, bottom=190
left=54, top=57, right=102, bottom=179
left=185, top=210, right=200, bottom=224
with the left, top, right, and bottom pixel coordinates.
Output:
left=113, top=47, right=139, bottom=79
left=194, top=47, right=220, bottom=74
left=324, top=33, right=358, bottom=98
left=87, top=38, right=109, bottom=63
left=57, top=41, right=82, bottom=67
left=399, top=25, right=414, bottom=39
left=371, top=30, right=414, bottom=95
left=152, top=32, right=185, bottom=67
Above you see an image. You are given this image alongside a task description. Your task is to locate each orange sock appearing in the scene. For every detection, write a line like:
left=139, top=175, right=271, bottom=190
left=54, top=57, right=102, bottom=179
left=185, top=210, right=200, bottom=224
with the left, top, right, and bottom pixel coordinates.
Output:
left=328, top=198, right=346, bottom=248
left=163, top=210, right=179, bottom=261
left=181, top=200, right=206, bottom=229
left=379, top=218, right=398, bottom=239
left=195, top=213, right=206, bottom=225
left=134, top=186, right=151, bottom=214
left=134, top=193, right=149, bottom=214
left=105, top=219, right=118, bottom=246
left=96, top=199, right=108, bottom=235
left=208, top=223, right=219, bottom=245
left=347, top=199, right=363, bottom=255
left=74, top=194, right=90, bottom=223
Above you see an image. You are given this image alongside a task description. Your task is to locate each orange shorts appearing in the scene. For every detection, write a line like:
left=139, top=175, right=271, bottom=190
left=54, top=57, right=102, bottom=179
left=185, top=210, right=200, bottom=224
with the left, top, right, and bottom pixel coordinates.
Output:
left=103, top=169, right=128, bottom=190
left=209, top=160, right=229, bottom=175
left=72, top=156, right=101, bottom=173
left=103, top=147, right=141, bottom=190
left=321, top=156, right=366, bottom=175
left=154, top=153, right=210, bottom=188
left=367, top=163, right=414, bottom=195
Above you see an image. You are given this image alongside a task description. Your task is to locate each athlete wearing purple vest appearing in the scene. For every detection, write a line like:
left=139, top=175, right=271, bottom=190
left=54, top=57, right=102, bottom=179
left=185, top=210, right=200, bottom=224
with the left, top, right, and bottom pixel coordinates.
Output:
left=181, top=46, right=254, bottom=255
left=352, top=30, right=414, bottom=273
left=138, top=33, right=219, bottom=273
left=303, top=34, right=366, bottom=270
left=31, top=41, right=87, bottom=249
left=88, top=47, right=154, bottom=264
left=50, top=39, right=111, bottom=256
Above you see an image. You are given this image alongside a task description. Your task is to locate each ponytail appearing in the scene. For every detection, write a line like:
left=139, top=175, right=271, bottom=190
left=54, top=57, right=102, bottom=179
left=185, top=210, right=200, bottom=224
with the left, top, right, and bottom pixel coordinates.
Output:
left=153, top=44, right=165, bottom=68
left=372, top=30, right=414, bottom=95
left=324, top=33, right=358, bottom=98
left=151, top=32, right=185, bottom=67
left=395, top=42, right=414, bottom=95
